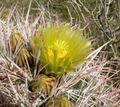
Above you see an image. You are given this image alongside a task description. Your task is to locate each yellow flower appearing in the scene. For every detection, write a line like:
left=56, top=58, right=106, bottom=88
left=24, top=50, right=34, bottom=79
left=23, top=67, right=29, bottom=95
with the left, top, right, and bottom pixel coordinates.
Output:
left=30, top=24, right=91, bottom=75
